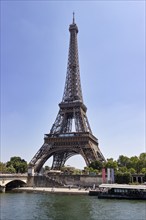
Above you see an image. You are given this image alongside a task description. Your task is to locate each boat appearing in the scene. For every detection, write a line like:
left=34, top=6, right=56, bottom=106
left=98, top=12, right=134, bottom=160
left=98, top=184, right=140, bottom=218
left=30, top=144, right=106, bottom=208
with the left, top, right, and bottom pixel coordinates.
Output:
left=96, top=184, right=146, bottom=200
left=89, top=189, right=101, bottom=196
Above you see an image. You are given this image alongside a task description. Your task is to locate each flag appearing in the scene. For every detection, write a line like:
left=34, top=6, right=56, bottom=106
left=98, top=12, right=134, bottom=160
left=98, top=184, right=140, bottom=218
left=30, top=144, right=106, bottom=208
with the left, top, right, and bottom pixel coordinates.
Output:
left=107, top=168, right=111, bottom=181
left=111, top=168, right=115, bottom=183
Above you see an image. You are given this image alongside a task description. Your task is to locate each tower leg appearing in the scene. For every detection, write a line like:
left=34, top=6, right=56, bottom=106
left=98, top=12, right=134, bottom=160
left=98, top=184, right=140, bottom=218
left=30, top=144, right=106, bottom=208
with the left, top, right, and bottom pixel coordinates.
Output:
left=51, top=153, right=67, bottom=170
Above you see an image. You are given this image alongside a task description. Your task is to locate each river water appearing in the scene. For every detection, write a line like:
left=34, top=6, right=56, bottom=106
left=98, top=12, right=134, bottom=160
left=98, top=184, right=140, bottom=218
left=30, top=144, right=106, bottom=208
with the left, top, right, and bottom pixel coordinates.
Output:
left=1, top=192, right=146, bottom=220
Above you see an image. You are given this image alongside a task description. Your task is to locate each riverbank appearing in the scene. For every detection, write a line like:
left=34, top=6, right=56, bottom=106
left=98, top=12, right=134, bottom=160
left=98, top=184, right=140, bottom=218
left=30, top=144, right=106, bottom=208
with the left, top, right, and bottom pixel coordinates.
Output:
left=13, top=187, right=89, bottom=195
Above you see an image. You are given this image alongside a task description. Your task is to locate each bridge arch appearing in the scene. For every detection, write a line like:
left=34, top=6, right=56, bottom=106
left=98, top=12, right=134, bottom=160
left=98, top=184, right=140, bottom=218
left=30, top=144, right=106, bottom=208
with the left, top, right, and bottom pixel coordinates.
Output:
left=5, top=179, right=26, bottom=191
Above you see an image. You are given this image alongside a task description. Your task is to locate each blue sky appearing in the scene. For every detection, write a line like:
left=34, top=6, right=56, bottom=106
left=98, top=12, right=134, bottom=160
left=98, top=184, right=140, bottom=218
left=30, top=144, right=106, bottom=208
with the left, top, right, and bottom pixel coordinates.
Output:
left=1, top=1, right=145, bottom=169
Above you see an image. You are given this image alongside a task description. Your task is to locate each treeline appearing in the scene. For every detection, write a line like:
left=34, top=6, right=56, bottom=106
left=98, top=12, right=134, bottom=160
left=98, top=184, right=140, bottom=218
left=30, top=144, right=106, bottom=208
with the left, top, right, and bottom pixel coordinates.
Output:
left=0, top=157, right=28, bottom=174
left=0, top=153, right=146, bottom=178
left=87, top=153, right=146, bottom=175
left=86, top=153, right=146, bottom=184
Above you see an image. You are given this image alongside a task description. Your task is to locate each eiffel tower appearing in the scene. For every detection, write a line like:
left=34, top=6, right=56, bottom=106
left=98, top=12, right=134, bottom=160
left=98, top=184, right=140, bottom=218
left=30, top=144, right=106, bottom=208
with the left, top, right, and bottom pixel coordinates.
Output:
left=28, top=14, right=105, bottom=174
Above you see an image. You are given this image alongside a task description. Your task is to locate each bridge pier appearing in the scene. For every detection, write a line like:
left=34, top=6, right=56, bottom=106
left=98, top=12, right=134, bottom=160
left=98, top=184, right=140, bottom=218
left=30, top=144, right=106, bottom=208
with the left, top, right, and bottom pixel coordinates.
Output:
left=0, top=186, right=6, bottom=193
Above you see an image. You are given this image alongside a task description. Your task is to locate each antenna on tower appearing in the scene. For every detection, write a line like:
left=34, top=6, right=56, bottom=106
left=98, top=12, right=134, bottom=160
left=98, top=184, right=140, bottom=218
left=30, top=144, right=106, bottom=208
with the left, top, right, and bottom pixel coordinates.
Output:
left=73, top=12, right=75, bottom=24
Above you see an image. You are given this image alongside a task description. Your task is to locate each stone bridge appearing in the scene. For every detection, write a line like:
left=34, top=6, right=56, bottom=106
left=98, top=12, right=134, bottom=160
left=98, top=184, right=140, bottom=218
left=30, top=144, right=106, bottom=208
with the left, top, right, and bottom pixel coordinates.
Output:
left=0, top=174, right=28, bottom=192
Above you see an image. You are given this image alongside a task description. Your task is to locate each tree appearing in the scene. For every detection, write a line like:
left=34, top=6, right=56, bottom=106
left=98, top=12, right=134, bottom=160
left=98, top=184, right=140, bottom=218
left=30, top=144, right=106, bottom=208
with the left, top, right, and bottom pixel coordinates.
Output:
left=139, top=153, right=146, bottom=173
left=44, top=166, right=50, bottom=172
left=6, top=165, right=16, bottom=173
left=116, top=153, right=146, bottom=174
left=0, top=162, right=7, bottom=173
left=117, top=155, right=130, bottom=167
left=83, top=166, right=90, bottom=175
left=83, top=166, right=99, bottom=175
left=104, top=158, right=118, bottom=170
left=141, top=168, right=146, bottom=174
left=61, top=166, right=75, bottom=175
left=115, top=171, right=123, bottom=184
left=73, top=169, right=82, bottom=175
left=89, top=160, right=103, bottom=171
left=118, top=167, right=128, bottom=173
left=128, top=156, right=139, bottom=172
left=6, top=156, right=28, bottom=173
left=139, top=153, right=146, bottom=161
left=122, top=172, right=131, bottom=184
left=115, top=171, right=131, bottom=184
left=128, top=168, right=136, bottom=174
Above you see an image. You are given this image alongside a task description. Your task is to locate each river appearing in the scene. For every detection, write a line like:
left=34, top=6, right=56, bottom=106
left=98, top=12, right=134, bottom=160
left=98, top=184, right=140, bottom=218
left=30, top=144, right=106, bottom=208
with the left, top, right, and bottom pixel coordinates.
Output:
left=1, top=192, right=146, bottom=220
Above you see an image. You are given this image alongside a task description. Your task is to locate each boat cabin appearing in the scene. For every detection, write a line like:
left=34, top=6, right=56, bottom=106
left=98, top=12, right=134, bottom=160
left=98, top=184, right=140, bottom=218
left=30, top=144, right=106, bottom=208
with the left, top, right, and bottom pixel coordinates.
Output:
left=98, top=184, right=146, bottom=200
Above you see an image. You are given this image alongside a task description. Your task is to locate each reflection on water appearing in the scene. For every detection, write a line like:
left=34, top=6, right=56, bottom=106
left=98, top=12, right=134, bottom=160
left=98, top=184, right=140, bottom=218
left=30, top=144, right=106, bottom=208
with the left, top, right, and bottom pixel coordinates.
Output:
left=1, top=192, right=146, bottom=220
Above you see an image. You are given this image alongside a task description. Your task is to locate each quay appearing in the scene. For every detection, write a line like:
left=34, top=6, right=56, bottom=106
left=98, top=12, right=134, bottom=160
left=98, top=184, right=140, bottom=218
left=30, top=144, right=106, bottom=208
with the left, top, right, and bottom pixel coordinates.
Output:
left=0, top=173, right=146, bottom=193
left=13, top=187, right=89, bottom=195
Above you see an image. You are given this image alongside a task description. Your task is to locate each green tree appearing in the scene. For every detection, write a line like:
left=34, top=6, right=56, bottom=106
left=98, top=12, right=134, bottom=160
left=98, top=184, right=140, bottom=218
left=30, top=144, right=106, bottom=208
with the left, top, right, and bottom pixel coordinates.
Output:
left=6, top=156, right=28, bottom=173
left=44, top=166, right=50, bottom=172
left=128, top=168, right=136, bottom=174
left=117, top=155, right=130, bottom=167
left=83, top=167, right=90, bottom=175
left=88, top=167, right=99, bottom=175
left=118, top=167, right=127, bottom=173
left=115, top=171, right=131, bottom=184
left=139, top=153, right=146, bottom=161
left=141, top=168, right=146, bottom=174
left=104, top=158, right=118, bottom=170
left=122, top=172, right=131, bottom=184
left=89, top=160, right=103, bottom=171
left=61, top=166, right=75, bottom=175
left=6, top=165, right=16, bottom=173
left=128, top=156, right=139, bottom=173
left=73, top=169, right=82, bottom=175
left=0, top=162, right=7, bottom=173
left=139, top=153, right=146, bottom=172
left=83, top=166, right=99, bottom=175
left=115, top=171, right=123, bottom=184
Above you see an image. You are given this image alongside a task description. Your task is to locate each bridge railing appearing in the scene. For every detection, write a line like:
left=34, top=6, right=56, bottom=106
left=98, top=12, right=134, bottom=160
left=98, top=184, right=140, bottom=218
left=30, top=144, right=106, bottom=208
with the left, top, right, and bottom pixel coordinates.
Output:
left=0, top=173, right=28, bottom=178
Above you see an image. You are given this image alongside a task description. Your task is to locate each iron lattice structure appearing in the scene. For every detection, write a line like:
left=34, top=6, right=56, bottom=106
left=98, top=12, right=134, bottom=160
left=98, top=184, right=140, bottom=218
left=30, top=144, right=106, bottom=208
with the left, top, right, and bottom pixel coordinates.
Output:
left=29, top=15, right=105, bottom=173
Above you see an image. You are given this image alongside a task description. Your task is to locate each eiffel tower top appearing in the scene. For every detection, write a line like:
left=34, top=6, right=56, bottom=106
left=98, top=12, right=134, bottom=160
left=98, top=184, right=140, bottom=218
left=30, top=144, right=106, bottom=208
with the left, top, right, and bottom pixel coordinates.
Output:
left=62, top=13, right=83, bottom=103
left=69, top=12, right=78, bottom=33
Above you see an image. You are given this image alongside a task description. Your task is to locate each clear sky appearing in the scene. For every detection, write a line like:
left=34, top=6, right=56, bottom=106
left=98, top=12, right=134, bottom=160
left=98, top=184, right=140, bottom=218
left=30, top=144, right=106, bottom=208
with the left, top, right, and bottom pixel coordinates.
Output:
left=1, top=1, right=145, bottom=169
